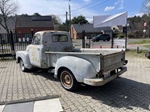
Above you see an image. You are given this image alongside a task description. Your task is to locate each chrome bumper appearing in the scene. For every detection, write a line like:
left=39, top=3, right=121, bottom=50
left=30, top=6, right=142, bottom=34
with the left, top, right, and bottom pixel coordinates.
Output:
left=84, top=66, right=127, bottom=86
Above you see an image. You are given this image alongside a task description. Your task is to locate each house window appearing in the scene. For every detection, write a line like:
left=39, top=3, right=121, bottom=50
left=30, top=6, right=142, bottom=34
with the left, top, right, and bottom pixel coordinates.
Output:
left=32, top=35, right=41, bottom=45
left=52, top=34, right=68, bottom=42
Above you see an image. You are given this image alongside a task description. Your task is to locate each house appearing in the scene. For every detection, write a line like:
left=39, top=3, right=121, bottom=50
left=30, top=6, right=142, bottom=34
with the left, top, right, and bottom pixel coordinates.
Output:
left=0, top=15, right=54, bottom=43
left=15, top=15, right=54, bottom=34
left=71, top=24, right=112, bottom=39
left=0, top=15, right=54, bottom=34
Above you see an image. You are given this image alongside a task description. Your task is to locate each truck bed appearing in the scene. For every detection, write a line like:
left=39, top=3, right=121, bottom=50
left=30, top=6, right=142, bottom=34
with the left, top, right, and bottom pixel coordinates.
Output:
left=45, top=48, right=125, bottom=73
left=76, top=48, right=125, bottom=72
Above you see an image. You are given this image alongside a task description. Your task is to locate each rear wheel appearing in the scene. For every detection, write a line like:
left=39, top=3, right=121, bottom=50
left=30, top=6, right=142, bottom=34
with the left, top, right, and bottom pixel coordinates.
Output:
left=60, top=69, right=78, bottom=91
left=19, top=59, right=27, bottom=72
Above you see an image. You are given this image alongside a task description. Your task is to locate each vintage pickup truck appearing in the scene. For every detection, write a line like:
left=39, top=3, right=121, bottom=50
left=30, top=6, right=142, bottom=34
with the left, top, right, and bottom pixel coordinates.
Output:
left=16, top=30, right=128, bottom=91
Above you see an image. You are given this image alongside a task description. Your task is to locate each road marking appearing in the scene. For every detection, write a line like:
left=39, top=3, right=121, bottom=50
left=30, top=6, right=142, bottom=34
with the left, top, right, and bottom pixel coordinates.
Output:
left=0, top=105, right=5, bottom=112
left=33, top=98, right=63, bottom=112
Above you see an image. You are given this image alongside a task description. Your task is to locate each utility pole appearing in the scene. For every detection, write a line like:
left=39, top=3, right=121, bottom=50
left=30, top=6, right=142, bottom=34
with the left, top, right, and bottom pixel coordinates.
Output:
left=123, top=26, right=127, bottom=49
left=66, top=11, right=68, bottom=31
left=68, top=0, right=71, bottom=38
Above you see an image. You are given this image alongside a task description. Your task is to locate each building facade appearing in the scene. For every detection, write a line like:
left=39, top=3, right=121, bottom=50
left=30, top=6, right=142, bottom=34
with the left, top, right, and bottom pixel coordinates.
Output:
left=71, top=24, right=112, bottom=39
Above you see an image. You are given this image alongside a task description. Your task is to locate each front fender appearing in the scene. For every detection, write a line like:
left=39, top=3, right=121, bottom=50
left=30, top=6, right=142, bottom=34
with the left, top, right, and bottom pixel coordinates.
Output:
left=16, top=51, right=33, bottom=69
left=55, top=56, right=96, bottom=82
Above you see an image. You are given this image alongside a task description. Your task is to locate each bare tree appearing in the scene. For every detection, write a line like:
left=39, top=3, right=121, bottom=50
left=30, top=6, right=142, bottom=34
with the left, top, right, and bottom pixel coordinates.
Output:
left=142, top=0, right=150, bottom=37
left=142, top=0, right=150, bottom=14
left=51, top=15, right=62, bottom=25
left=0, top=0, right=18, bottom=34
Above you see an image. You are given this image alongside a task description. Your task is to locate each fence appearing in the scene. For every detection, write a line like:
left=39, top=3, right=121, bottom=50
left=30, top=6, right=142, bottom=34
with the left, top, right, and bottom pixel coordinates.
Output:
left=0, top=32, right=32, bottom=58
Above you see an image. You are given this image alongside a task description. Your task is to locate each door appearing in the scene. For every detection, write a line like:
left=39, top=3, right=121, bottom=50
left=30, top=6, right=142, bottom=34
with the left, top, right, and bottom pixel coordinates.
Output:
left=28, top=34, right=42, bottom=67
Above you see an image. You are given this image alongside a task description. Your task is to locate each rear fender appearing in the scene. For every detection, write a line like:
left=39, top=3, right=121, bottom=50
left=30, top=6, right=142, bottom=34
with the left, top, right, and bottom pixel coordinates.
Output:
left=55, top=56, right=96, bottom=82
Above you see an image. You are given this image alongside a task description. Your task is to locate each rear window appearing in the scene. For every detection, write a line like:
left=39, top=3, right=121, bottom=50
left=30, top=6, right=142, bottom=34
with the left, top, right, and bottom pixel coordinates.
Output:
left=52, top=34, right=68, bottom=42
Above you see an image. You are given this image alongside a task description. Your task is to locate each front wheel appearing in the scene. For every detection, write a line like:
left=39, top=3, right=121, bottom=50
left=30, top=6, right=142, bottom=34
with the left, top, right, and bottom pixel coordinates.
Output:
left=60, top=69, right=78, bottom=91
left=19, top=59, right=27, bottom=72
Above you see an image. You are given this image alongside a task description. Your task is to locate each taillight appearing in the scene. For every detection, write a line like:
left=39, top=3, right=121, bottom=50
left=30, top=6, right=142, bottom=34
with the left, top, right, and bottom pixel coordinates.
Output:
left=124, top=60, right=128, bottom=65
left=96, top=70, right=104, bottom=78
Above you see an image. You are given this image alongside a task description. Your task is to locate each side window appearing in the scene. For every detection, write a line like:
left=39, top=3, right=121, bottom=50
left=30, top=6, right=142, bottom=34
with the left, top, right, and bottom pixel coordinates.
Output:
left=52, top=34, right=68, bottom=42
left=32, top=35, right=41, bottom=45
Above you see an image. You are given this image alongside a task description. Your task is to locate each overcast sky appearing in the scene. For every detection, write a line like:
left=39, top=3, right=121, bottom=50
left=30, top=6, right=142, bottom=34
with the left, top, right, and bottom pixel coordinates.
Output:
left=17, top=0, right=145, bottom=23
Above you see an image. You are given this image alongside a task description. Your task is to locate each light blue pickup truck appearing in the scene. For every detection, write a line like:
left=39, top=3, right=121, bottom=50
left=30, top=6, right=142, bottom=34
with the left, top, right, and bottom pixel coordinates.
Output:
left=16, top=30, right=128, bottom=91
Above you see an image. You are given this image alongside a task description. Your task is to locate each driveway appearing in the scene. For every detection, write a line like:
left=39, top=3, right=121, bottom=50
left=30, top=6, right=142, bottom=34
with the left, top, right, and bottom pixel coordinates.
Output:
left=0, top=53, right=150, bottom=112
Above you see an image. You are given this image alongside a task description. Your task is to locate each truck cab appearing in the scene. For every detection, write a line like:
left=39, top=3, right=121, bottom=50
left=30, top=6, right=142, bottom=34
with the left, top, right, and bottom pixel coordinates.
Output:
left=16, top=30, right=73, bottom=70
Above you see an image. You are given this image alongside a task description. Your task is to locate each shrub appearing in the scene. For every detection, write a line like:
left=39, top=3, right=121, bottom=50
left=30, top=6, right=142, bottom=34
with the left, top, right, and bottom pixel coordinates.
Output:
left=117, top=33, right=124, bottom=39
left=128, top=33, right=135, bottom=38
left=132, top=30, right=143, bottom=38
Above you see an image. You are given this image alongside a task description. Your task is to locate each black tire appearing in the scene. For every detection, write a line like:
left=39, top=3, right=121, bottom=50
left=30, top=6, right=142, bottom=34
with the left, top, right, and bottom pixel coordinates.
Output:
left=145, top=52, right=150, bottom=59
left=107, top=38, right=110, bottom=41
left=19, top=59, right=27, bottom=72
left=60, top=69, right=79, bottom=91
left=145, top=53, right=148, bottom=57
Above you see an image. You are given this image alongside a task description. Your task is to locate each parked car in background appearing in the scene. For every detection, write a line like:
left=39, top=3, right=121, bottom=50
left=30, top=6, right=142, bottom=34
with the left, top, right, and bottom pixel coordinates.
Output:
left=145, top=49, right=150, bottom=59
left=92, top=34, right=110, bottom=42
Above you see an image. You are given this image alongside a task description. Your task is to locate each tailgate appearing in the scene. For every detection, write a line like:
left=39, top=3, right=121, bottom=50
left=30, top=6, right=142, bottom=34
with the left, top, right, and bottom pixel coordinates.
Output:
left=101, top=51, right=125, bottom=72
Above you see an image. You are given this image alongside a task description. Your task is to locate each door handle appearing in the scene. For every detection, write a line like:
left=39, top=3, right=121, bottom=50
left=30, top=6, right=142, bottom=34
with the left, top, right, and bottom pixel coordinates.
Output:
left=37, top=48, right=40, bottom=51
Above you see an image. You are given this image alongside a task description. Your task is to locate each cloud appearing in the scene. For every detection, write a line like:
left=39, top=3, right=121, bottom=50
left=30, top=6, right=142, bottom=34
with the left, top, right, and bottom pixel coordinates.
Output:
left=104, top=6, right=115, bottom=11
left=135, top=13, right=144, bottom=17
left=114, top=0, right=120, bottom=5
left=83, top=0, right=91, bottom=2
left=146, top=2, right=150, bottom=7
left=114, top=0, right=124, bottom=10
left=119, top=0, right=124, bottom=9
left=17, top=0, right=98, bottom=23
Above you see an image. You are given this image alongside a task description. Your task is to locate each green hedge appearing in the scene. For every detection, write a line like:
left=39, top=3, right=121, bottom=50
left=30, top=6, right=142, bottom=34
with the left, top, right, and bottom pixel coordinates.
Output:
left=117, top=33, right=124, bottom=39
left=128, top=33, right=135, bottom=38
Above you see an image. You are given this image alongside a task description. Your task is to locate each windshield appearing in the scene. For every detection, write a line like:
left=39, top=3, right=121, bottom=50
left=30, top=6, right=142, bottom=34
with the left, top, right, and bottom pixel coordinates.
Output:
left=32, top=34, right=41, bottom=45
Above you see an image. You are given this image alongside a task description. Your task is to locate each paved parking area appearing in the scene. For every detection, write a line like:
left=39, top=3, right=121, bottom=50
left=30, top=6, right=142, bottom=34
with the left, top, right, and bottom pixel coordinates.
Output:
left=0, top=53, right=150, bottom=112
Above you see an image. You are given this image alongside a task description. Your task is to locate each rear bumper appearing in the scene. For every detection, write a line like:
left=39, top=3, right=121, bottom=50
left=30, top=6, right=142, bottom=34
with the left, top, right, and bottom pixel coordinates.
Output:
left=84, top=66, right=127, bottom=86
